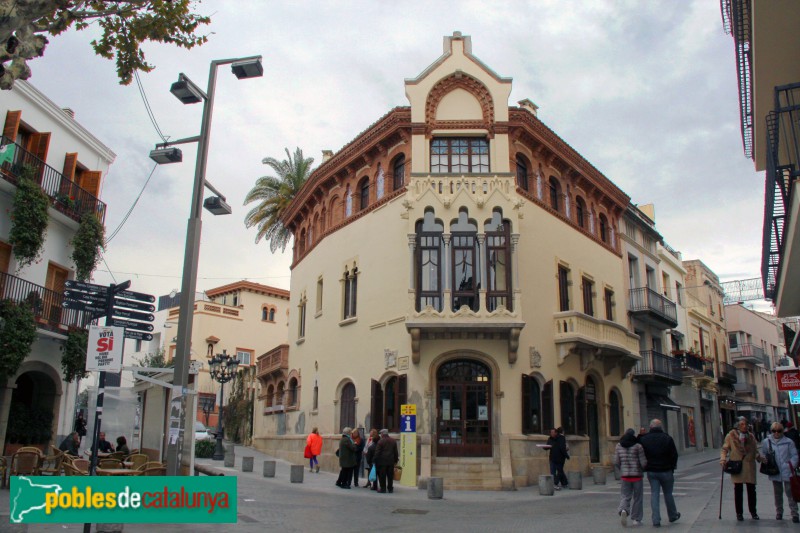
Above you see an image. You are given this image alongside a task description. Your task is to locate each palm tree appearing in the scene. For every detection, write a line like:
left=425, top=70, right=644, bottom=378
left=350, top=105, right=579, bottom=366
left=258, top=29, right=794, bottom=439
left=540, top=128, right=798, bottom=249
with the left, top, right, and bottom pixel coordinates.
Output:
left=243, top=147, right=314, bottom=253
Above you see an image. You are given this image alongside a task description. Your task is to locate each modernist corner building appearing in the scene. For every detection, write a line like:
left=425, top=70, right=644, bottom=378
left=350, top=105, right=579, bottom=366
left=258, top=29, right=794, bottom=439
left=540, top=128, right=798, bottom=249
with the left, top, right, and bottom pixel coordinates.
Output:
left=255, top=32, right=644, bottom=490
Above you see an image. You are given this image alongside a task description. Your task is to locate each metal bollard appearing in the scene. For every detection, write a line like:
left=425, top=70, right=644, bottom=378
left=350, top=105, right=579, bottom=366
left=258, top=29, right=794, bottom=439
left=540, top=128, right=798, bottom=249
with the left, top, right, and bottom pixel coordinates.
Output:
left=427, top=477, right=444, bottom=499
left=567, top=471, right=582, bottom=490
left=290, top=464, right=304, bottom=483
left=592, top=466, right=606, bottom=485
left=539, top=474, right=555, bottom=495
left=242, top=456, right=254, bottom=472
left=263, top=460, right=276, bottom=477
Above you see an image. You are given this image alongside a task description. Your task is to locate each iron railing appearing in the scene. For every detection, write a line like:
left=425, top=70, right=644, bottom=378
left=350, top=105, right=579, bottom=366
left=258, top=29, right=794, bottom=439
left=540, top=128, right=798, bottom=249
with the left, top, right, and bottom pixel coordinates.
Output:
left=628, top=287, right=678, bottom=326
left=730, top=343, right=765, bottom=364
left=633, top=350, right=682, bottom=383
left=0, top=136, right=106, bottom=224
left=718, top=362, right=738, bottom=383
left=674, top=352, right=706, bottom=373
left=0, top=271, right=91, bottom=333
left=721, top=0, right=753, bottom=158
left=733, top=382, right=757, bottom=396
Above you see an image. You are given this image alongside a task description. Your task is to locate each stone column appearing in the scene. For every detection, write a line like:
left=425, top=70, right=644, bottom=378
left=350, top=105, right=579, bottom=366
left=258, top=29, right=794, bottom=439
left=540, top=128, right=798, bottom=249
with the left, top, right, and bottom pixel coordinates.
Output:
left=477, top=234, right=487, bottom=312
left=511, top=234, right=520, bottom=311
left=407, top=234, right=416, bottom=290
left=442, top=234, right=451, bottom=312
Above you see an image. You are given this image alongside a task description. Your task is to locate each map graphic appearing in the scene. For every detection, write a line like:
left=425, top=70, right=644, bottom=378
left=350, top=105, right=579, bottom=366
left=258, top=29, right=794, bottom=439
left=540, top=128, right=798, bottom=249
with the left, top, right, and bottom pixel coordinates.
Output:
left=10, top=476, right=62, bottom=523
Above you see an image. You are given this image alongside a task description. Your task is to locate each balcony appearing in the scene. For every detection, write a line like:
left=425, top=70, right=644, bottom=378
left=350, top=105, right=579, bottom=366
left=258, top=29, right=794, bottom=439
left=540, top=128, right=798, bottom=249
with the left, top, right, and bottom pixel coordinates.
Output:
left=553, top=311, right=640, bottom=377
left=779, top=391, right=790, bottom=404
left=0, top=136, right=106, bottom=224
left=632, top=350, right=682, bottom=385
left=673, top=351, right=706, bottom=373
left=764, top=387, right=772, bottom=403
left=717, top=362, right=738, bottom=385
left=730, top=343, right=765, bottom=365
left=628, top=287, right=678, bottom=329
left=734, top=383, right=758, bottom=397
left=0, top=271, right=91, bottom=334
left=256, top=344, right=289, bottom=380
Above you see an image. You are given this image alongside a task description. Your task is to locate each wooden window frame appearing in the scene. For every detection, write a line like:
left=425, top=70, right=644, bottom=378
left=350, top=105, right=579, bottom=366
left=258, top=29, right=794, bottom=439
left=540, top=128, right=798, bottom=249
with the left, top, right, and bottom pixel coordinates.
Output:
left=430, top=137, right=489, bottom=174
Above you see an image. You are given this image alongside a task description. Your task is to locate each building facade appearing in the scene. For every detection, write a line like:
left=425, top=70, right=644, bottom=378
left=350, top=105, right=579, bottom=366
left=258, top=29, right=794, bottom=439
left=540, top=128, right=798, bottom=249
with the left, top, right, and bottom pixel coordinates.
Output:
left=0, top=81, right=115, bottom=453
left=253, top=33, right=642, bottom=490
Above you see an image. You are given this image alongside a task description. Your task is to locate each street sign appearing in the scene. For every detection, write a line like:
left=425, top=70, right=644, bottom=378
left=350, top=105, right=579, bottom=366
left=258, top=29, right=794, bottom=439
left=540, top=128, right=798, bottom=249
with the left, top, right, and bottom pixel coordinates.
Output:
left=65, top=280, right=106, bottom=293
left=116, top=289, right=155, bottom=303
left=86, top=325, right=124, bottom=372
left=401, top=414, right=416, bottom=432
left=777, top=369, right=800, bottom=391
left=62, top=300, right=105, bottom=313
left=401, top=404, right=416, bottom=415
left=124, top=330, right=154, bottom=341
left=64, top=290, right=109, bottom=304
left=791, top=391, right=800, bottom=405
left=113, top=297, right=155, bottom=313
left=110, top=318, right=154, bottom=332
left=112, top=308, right=154, bottom=322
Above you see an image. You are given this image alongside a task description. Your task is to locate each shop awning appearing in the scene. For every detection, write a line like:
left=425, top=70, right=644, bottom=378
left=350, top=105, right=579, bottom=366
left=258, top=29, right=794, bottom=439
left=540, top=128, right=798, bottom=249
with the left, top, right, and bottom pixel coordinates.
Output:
left=647, top=394, right=681, bottom=412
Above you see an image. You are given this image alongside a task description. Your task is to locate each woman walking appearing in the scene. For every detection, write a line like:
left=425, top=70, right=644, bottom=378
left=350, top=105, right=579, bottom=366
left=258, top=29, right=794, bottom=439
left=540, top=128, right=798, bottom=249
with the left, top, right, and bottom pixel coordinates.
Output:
left=306, top=427, right=323, bottom=473
left=364, top=429, right=379, bottom=489
left=615, top=428, right=647, bottom=527
left=761, top=422, right=799, bottom=522
left=721, top=417, right=761, bottom=521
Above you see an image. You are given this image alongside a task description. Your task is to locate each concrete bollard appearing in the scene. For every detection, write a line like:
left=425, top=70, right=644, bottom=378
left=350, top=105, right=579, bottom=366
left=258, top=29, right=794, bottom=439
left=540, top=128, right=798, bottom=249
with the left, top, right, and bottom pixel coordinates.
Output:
left=223, top=444, right=235, bottom=468
left=567, top=471, right=583, bottom=490
left=263, top=460, right=276, bottom=477
left=290, top=464, right=304, bottom=483
left=592, top=466, right=606, bottom=485
left=539, top=474, right=555, bottom=495
left=242, top=456, right=254, bottom=472
left=427, top=477, right=444, bottom=499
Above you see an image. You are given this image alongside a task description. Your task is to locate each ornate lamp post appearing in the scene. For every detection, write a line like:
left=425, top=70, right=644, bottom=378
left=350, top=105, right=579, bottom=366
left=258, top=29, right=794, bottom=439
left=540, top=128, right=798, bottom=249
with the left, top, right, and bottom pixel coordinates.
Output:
left=208, top=350, right=239, bottom=461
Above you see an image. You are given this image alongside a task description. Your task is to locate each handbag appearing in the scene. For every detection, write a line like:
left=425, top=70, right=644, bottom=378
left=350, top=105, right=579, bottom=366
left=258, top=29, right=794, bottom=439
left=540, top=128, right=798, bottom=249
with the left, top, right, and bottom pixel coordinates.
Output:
left=760, top=440, right=780, bottom=476
left=393, top=465, right=403, bottom=481
left=369, top=464, right=377, bottom=483
left=790, top=462, right=800, bottom=502
left=724, top=460, right=743, bottom=475
left=303, top=444, right=312, bottom=459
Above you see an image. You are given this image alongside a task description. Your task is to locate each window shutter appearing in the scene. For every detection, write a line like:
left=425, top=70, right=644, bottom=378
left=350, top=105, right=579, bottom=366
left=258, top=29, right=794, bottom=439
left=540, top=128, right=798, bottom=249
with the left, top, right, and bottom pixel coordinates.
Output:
left=3, top=111, right=21, bottom=141
left=398, top=374, right=407, bottom=409
left=29, top=132, right=51, bottom=162
left=521, top=374, right=531, bottom=434
left=80, top=170, right=102, bottom=198
left=370, top=379, right=383, bottom=431
left=542, top=381, right=553, bottom=435
left=62, top=153, right=77, bottom=180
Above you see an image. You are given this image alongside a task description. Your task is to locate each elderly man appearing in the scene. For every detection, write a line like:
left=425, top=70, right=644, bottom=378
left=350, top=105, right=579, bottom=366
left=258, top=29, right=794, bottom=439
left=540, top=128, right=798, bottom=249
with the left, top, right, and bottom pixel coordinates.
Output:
left=639, top=419, right=680, bottom=527
left=59, top=431, right=80, bottom=456
left=374, top=429, right=399, bottom=493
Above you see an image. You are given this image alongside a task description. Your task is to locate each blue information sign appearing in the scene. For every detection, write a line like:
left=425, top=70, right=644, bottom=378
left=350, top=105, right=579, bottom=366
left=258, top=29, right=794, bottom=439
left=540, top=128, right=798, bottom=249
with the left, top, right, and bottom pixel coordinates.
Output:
left=401, top=414, right=416, bottom=433
left=790, top=390, right=800, bottom=405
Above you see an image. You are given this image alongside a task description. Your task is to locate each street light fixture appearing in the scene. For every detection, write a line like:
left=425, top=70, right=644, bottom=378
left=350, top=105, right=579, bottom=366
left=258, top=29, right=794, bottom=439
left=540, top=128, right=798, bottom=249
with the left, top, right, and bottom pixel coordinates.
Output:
left=149, top=146, right=183, bottom=164
left=156, top=54, right=262, bottom=476
left=208, top=350, right=239, bottom=461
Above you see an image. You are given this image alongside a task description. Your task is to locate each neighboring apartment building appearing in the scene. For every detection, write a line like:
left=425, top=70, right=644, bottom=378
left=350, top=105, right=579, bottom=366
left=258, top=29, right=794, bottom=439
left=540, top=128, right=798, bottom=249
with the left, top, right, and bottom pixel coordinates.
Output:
left=0, top=81, right=115, bottom=453
left=254, top=33, right=641, bottom=490
left=135, top=281, right=289, bottom=457
left=725, top=304, right=788, bottom=424
left=722, top=1, right=800, bottom=320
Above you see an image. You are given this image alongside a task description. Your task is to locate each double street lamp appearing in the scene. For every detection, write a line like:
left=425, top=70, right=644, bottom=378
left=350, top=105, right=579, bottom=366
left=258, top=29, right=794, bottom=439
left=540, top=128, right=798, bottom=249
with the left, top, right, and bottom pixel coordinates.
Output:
left=208, top=350, right=240, bottom=461
left=150, top=55, right=263, bottom=475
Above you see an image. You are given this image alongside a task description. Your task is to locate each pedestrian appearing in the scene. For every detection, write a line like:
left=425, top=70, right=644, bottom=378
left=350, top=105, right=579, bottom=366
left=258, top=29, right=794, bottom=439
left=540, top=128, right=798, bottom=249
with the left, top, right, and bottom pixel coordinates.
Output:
left=761, top=422, right=799, bottom=522
left=74, top=413, right=87, bottom=444
left=335, top=427, right=357, bottom=489
left=784, top=422, right=800, bottom=453
left=615, top=428, right=647, bottom=528
left=374, top=428, right=398, bottom=493
left=720, top=416, right=760, bottom=521
left=306, top=427, right=322, bottom=473
left=59, top=431, right=80, bottom=456
left=364, top=428, right=379, bottom=489
left=351, top=428, right=365, bottom=488
left=546, top=427, right=569, bottom=490
left=115, top=435, right=130, bottom=455
left=639, top=419, right=680, bottom=527
left=95, top=432, right=114, bottom=453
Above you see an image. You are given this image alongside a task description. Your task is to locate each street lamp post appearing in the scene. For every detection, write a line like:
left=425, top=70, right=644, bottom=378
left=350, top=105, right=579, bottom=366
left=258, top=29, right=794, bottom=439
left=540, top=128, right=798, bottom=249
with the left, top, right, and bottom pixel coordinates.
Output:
left=208, top=350, right=239, bottom=461
left=155, top=55, right=262, bottom=476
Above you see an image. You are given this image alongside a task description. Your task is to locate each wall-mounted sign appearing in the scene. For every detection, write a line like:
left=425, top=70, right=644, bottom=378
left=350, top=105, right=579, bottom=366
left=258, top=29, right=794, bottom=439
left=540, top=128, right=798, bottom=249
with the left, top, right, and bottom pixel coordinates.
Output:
left=86, top=325, right=124, bottom=372
left=777, top=369, right=800, bottom=391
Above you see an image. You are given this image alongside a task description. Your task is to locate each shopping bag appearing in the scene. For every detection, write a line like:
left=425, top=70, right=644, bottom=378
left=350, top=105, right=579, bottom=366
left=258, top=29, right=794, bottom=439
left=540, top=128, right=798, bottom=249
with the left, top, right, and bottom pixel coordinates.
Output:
left=303, top=444, right=312, bottom=459
left=393, top=465, right=403, bottom=481
left=369, top=464, right=377, bottom=483
left=790, top=462, right=800, bottom=502
left=760, top=441, right=780, bottom=476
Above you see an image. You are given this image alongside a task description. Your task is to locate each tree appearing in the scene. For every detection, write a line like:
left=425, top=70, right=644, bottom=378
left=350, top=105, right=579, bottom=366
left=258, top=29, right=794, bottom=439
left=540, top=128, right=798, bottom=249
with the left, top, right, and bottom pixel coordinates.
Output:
left=0, top=0, right=210, bottom=90
left=243, top=147, right=314, bottom=253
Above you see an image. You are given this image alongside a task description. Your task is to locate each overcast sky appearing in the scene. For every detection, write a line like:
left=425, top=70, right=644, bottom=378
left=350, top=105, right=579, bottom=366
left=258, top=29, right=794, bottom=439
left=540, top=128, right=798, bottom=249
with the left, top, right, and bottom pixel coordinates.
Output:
left=22, top=0, right=765, bottom=305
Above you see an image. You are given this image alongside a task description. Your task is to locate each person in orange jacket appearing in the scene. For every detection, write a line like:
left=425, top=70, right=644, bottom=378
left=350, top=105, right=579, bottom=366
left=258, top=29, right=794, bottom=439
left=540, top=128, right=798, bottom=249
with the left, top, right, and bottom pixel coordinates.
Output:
left=306, top=427, right=323, bottom=473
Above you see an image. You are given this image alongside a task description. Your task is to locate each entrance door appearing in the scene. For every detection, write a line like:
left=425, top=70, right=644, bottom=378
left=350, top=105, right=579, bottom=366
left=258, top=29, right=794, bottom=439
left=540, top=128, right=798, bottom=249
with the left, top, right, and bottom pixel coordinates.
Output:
left=436, top=359, right=491, bottom=457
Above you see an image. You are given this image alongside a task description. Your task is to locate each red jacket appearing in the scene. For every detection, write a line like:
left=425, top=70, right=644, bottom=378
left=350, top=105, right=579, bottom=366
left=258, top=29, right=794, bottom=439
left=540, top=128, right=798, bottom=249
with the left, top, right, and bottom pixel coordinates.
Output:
left=307, top=432, right=323, bottom=456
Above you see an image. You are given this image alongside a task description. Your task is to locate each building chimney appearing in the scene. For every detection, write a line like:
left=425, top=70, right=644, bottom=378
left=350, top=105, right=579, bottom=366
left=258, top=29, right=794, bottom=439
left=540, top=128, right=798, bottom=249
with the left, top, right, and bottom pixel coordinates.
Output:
left=518, top=99, right=539, bottom=117
left=62, top=108, right=75, bottom=119
left=322, top=150, right=333, bottom=162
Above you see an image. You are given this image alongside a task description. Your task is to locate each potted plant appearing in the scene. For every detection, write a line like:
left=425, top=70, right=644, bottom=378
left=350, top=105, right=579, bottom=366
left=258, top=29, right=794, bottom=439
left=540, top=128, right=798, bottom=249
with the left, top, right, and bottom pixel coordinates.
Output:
left=8, top=166, right=49, bottom=270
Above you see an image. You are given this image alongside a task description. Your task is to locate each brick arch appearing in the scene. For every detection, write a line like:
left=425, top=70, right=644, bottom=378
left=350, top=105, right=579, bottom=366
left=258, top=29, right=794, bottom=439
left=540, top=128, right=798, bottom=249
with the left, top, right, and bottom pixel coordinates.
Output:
left=425, top=73, right=495, bottom=127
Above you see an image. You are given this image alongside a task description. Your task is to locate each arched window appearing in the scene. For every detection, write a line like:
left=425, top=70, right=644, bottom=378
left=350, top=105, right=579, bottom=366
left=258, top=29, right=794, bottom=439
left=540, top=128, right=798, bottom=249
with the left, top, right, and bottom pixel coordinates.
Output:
left=261, top=307, right=268, bottom=321
left=376, top=165, right=385, bottom=200
left=485, top=209, right=512, bottom=311
left=576, top=196, right=586, bottom=228
left=599, top=214, right=608, bottom=243
left=560, top=381, right=576, bottom=434
left=345, top=186, right=352, bottom=217
left=516, top=155, right=529, bottom=191
left=415, top=209, right=444, bottom=312
left=549, top=177, right=561, bottom=212
left=276, top=382, right=285, bottom=408
left=268, top=308, right=275, bottom=321
left=288, top=377, right=298, bottom=407
left=521, top=374, right=542, bottom=434
left=266, top=384, right=274, bottom=408
left=451, top=208, right=479, bottom=312
left=358, top=177, right=370, bottom=210
left=340, top=382, right=356, bottom=432
left=392, top=154, right=405, bottom=190
left=298, top=229, right=306, bottom=255
left=609, top=389, right=622, bottom=436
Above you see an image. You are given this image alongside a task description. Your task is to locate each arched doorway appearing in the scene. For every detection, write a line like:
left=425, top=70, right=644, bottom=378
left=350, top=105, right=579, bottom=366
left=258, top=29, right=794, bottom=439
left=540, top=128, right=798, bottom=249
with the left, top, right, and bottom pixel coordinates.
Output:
left=436, top=359, right=491, bottom=457
left=340, top=383, right=356, bottom=432
left=4, top=370, right=59, bottom=452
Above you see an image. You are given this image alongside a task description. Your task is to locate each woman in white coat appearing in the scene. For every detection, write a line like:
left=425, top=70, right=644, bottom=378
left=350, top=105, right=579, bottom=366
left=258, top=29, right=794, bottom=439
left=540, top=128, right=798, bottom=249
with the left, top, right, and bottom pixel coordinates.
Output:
left=761, top=422, right=800, bottom=522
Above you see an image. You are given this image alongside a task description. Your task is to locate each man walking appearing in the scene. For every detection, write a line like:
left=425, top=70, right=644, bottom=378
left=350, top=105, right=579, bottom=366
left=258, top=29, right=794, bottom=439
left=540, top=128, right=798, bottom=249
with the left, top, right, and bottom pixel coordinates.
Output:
left=374, top=429, right=398, bottom=493
left=639, top=419, right=680, bottom=527
left=547, top=428, right=569, bottom=490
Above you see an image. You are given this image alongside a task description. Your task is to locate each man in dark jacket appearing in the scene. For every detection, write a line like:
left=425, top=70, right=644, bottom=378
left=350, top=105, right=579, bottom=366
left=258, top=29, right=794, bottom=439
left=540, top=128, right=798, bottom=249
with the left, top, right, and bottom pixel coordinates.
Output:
left=335, top=427, right=358, bottom=489
left=59, top=431, right=80, bottom=456
left=785, top=422, right=800, bottom=453
left=547, top=428, right=569, bottom=490
left=374, top=429, right=399, bottom=493
left=639, top=419, right=680, bottom=527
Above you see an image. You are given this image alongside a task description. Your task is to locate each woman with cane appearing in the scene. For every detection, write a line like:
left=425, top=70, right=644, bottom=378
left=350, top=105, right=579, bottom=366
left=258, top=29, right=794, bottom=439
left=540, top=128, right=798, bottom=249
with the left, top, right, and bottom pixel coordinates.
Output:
left=720, top=417, right=761, bottom=521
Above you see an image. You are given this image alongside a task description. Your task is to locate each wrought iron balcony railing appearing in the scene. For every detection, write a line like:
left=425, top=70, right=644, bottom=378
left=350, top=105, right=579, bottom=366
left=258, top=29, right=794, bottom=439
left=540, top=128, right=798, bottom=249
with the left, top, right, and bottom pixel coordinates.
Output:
left=730, top=343, right=765, bottom=364
left=0, top=136, right=106, bottom=224
left=733, top=382, right=757, bottom=397
left=0, top=271, right=91, bottom=333
left=632, top=350, right=682, bottom=384
left=628, top=287, right=678, bottom=328
left=718, top=362, right=738, bottom=384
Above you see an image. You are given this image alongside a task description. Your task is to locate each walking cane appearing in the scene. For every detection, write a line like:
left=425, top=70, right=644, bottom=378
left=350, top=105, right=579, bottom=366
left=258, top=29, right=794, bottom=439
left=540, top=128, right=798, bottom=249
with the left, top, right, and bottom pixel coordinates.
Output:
left=718, top=465, right=724, bottom=520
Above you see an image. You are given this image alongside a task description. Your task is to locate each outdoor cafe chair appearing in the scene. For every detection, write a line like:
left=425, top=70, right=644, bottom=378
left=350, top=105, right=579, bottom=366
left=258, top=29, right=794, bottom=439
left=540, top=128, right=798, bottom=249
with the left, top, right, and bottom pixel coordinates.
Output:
left=39, top=447, right=65, bottom=476
left=10, top=450, right=41, bottom=476
left=125, top=453, right=148, bottom=470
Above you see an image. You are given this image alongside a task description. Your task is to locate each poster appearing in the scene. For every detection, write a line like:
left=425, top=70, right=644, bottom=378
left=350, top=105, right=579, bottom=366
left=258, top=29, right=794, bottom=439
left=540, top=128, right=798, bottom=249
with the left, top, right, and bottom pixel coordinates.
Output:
left=442, top=399, right=451, bottom=420
left=452, top=409, right=460, bottom=420
left=478, top=405, right=488, bottom=420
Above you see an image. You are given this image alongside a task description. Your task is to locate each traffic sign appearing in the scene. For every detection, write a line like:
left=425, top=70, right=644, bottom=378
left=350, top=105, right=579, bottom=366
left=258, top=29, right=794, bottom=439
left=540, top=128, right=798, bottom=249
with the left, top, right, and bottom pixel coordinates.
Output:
left=112, top=308, right=154, bottom=322
left=65, top=290, right=108, bottom=304
left=113, top=297, right=155, bottom=313
left=65, top=280, right=106, bottom=293
left=401, top=415, right=416, bottom=432
left=116, top=289, right=155, bottom=303
left=124, top=330, right=154, bottom=341
left=62, top=300, right=105, bottom=313
left=110, top=318, right=154, bottom=332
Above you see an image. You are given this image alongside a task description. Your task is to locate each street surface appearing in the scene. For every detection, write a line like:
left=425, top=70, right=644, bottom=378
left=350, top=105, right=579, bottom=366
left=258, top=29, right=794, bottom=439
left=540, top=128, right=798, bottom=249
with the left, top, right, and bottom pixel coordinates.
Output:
left=1, top=445, right=796, bottom=532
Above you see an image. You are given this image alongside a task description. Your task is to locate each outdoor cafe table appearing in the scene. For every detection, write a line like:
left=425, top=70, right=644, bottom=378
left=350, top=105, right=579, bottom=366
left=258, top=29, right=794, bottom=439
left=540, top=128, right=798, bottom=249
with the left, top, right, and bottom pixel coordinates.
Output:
left=95, top=468, right=140, bottom=476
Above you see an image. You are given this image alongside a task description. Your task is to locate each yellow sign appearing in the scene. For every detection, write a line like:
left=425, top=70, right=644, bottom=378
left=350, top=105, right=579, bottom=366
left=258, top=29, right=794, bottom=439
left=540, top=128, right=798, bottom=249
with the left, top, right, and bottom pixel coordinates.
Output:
left=400, top=432, right=417, bottom=487
left=400, top=404, right=416, bottom=415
